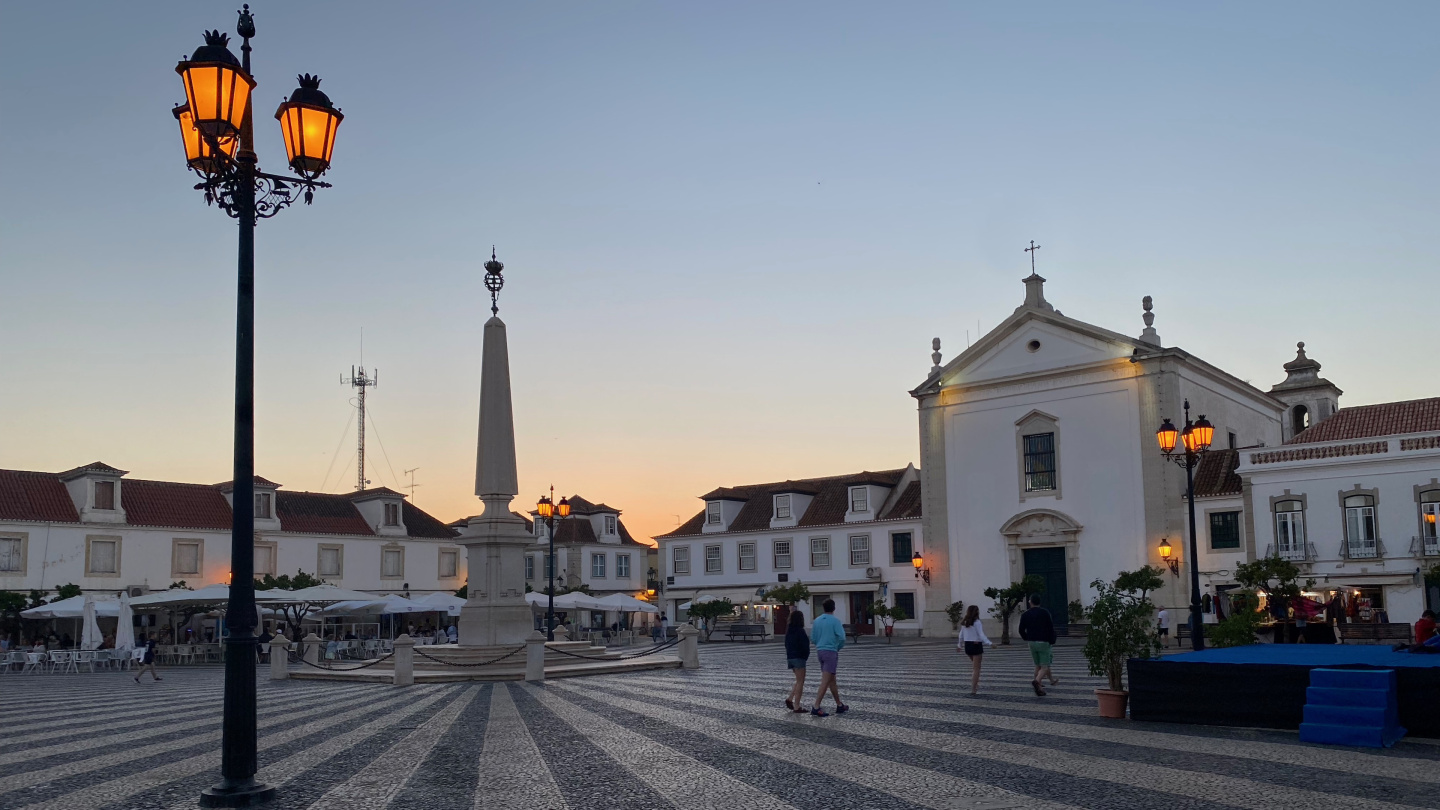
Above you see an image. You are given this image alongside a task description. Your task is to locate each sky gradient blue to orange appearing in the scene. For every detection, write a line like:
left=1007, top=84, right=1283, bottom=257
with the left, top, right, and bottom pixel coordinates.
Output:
left=2, top=2, right=1436, bottom=544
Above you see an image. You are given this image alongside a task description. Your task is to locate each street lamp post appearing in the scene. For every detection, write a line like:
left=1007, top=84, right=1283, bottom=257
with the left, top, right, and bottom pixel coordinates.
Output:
left=1155, top=399, right=1215, bottom=652
left=171, top=6, right=342, bottom=807
left=536, top=488, right=571, bottom=641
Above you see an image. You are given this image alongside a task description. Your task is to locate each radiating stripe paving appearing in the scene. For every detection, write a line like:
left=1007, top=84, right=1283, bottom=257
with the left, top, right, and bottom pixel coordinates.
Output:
left=472, top=684, right=567, bottom=810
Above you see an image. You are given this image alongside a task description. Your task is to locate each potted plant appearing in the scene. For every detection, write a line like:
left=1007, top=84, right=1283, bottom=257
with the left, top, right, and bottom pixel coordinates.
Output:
left=945, top=600, right=966, bottom=632
left=871, top=603, right=908, bottom=643
left=1082, top=567, right=1164, bottom=718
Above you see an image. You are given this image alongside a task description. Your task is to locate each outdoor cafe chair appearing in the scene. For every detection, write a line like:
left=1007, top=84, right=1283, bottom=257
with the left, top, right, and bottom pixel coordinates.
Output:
left=3, top=650, right=26, bottom=673
left=23, top=652, right=45, bottom=675
left=49, top=650, right=78, bottom=674
left=131, top=647, right=147, bottom=668
left=73, top=650, right=96, bottom=673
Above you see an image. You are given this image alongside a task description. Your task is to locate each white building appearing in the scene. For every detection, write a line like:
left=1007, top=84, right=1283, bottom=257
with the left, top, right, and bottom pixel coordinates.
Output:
left=656, top=465, right=927, bottom=636
left=913, top=274, right=1440, bottom=636
left=516, top=495, right=658, bottom=616
left=0, top=461, right=465, bottom=598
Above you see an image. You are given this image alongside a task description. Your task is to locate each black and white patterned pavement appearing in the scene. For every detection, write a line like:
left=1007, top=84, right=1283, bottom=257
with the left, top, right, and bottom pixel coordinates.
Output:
left=2, top=641, right=1439, bottom=809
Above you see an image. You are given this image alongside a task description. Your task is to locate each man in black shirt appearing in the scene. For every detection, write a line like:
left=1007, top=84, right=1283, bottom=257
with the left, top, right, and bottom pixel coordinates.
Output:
left=1017, top=595, right=1058, bottom=696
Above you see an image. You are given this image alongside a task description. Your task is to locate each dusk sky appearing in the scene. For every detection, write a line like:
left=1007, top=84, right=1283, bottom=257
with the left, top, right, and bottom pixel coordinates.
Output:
left=3, top=2, right=1436, bottom=545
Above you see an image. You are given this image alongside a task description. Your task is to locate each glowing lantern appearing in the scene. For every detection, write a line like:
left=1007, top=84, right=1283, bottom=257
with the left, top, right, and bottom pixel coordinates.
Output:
left=1158, top=538, right=1173, bottom=560
left=274, top=74, right=343, bottom=179
left=172, top=103, right=238, bottom=175
left=536, top=496, right=553, bottom=518
left=175, top=30, right=254, bottom=144
left=1156, top=419, right=1179, bottom=454
left=557, top=497, right=571, bottom=518
left=1184, top=415, right=1215, bottom=454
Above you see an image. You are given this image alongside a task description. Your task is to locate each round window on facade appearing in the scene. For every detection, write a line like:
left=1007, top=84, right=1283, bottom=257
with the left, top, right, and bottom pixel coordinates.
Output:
left=1026, top=340, right=1042, bottom=353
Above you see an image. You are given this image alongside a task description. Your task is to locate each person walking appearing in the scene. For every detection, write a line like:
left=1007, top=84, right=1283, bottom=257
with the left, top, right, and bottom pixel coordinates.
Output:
left=1156, top=608, right=1170, bottom=646
left=956, top=604, right=993, bottom=695
left=784, top=610, right=810, bottom=712
left=1018, top=595, right=1057, bottom=696
left=810, top=599, right=848, bottom=717
left=133, top=634, right=162, bottom=683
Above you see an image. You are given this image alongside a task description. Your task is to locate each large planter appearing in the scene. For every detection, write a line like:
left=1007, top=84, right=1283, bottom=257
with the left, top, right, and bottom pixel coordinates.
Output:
left=1095, top=689, right=1129, bottom=718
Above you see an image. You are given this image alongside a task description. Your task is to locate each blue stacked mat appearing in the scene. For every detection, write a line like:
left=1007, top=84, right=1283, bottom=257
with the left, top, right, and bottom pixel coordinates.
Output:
left=1299, top=668, right=1406, bottom=748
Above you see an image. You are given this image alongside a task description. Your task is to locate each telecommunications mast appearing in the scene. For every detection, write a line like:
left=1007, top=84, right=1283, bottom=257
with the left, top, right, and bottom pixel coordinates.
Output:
left=342, top=365, right=378, bottom=490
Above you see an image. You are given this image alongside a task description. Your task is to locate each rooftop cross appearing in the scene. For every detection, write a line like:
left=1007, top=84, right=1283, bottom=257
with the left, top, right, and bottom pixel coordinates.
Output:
left=1024, top=240, right=1042, bottom=275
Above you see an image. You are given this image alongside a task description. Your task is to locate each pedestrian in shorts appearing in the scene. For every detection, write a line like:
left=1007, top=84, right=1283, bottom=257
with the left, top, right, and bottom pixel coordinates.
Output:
left=956, top=604, right=993, bottom=695
left=1017, top=595, right=1057, bottom=696
left=809, top=599, right=848, bottom=716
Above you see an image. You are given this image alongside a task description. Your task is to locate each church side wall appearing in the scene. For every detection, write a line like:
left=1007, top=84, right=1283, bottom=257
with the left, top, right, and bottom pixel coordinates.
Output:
left=917, top=392, right=954, bottom=637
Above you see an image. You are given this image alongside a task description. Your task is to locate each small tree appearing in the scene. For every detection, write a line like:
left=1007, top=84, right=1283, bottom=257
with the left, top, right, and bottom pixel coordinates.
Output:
left=0, top=591, right=28, bottom=645
left=54, top=583, right=82, bottom=600
left=764, top=581, right=811, bottom=607
left=1067, top=600, right=1085, bottom=624
left=1209, top=590, right=1265, bottom=648
left=169, top=581, right=193, bottom=590
left=687, top=598, right=735, bottom=640
left=984, top=575, right=1045, bottom=645
left=1114, top=566, right=1165, bottom=602
left=872, top=603, right=908, bottom=643
left=1234, top=556, right=1313, bottom=625
left=945, top=600, right=966, bottom=631
left=254, top=569, right=327, bottom=634
left=456, top=584, right=469, bottom=598
left=1083, top=570, right=1163, bottom=692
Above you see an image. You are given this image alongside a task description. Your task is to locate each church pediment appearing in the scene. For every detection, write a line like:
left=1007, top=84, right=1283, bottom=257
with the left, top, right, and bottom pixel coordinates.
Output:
left=934, top=313, right=1139, bottom=389
left=1000, top=508, right=1083, bottom=539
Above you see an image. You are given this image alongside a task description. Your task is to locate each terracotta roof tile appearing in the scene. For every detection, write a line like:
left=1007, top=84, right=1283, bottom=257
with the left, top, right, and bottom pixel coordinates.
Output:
left=1290, top=397, right=1440, bottom=444
left=659, top=468, right=913, bottom=539
left=1191, top=450, right=1242, bottom=498
left=58, top=461, right=128, bottom=481
left=879, top=480, right=923, bottom=520
left=123, top=479, right=234, bottom=529
left=401, top=502, right=460, bottom=538
left=0, top=469, right=80, bottom=522
left=275, top=491, right=374, bottom=535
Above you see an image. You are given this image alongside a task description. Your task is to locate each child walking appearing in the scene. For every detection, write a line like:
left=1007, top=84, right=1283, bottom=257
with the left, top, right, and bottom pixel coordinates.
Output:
left=956, top=605, right=992, bottom=695
left=783, top=610, right=810, bottom=712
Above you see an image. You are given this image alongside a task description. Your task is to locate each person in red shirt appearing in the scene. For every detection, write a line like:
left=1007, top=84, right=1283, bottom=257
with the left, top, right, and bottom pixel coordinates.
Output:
left=1416, top=610, right=1436, bottom=644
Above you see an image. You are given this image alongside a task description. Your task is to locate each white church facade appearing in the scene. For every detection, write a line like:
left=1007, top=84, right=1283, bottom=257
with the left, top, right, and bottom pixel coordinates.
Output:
left=912, top=272, right=1440, bottom=637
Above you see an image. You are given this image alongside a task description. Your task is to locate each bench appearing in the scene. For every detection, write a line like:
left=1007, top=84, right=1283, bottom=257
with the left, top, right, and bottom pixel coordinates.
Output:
left=724, top=623, right=767, bottom=642
left=1339, top=623, right=1413, bottom=644
left=843, top=624, right=863, bottom=644
left=1173, top=623, right=1213, bottom=647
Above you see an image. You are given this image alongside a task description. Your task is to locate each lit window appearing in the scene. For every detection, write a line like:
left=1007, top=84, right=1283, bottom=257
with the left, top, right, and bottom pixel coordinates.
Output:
left=94, top=481, right=116, bottom=511
left=384, top=502, right=400, bottom=526
left=773, top=539, right=792, bottom=570
left=774, top=495, right=791, bottom=519
left=850, top=487, right=868, bottom=513
left=1023, top=433, right=1057, bottom=492
left=605, top=515, right=617, bottom=535
left=0, top=537, right=24, bottom=573
left=592, top=553, right=607, bottom=578
left=440, top=550, right=458, bottom=578
left=890, top=532, right=913, bottom=565
left=738, top=542, right=756, bottom=571
left=1209, top=512, right=1241, bottom=550
left=381, top=547, right=404, bottom=578
left=254, top=493, right=271, bottom=519
left=673, top=546, right=690, bottom=575
left=849, top=535, right=870, bottom=566
left=174, top=540, right=201, bottom=576
left=88, top=538, right=119, bottom=575
left=1421, top=491, right=1439, bottom=541
left=617, top=554, right=631, bottom=578
left=319, top=546, right=343, bottom=577
left=705, top=544, right=722, bottom=573
left=810, top=537, right=830, bottom=568
left=706, top=502, right=722, bottom=525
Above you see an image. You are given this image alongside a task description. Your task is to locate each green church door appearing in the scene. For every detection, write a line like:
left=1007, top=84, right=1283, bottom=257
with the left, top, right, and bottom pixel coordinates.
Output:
left=1022, top=547, right=1069, bottom=627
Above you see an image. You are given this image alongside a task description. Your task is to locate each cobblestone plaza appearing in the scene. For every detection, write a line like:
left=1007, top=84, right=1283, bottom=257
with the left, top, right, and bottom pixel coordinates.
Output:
left=3, top=642, right=1438, bottom=809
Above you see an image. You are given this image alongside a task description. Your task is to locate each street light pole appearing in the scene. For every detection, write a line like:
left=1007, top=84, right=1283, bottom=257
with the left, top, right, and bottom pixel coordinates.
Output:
left=537, top=489, right=571, bottom=642
left=171, top=7, right=343, bottom=806
left=1156, top=400, right=1215, bottom=653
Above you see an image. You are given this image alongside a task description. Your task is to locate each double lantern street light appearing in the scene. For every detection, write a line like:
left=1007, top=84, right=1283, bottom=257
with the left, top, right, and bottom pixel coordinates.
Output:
left=171, top=6, right=343, bottom=807
left=1155, top=400, right=1215, bottom=652
left=536, top=490, right=572, bottom=641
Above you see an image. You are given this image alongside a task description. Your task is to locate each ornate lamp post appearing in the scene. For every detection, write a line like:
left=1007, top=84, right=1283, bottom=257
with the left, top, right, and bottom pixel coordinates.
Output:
left=1156, top=399, right=1215, bottom=652
left=171, top=6, right=342, bottom=807
left=911, top=551, right=931, bottom=585
left=536, top=487, right=571, bottom=641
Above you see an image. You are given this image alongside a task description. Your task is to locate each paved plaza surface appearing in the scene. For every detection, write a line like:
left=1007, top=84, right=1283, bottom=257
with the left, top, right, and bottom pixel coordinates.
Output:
left=3, top=642, right=1439, bottom=810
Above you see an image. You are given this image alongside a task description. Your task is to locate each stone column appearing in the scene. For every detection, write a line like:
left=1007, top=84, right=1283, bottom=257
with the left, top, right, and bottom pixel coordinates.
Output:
left=524, top=631, right=546, bottom=683
left=554, top=624, right=569, bottom=642
left=269, top=636, right=290, bottom=681
left=302, top=632, right=322, bottom=666
left=677, top=624, right=700, bottom=669
left=393, top=634, right=414, bottom=687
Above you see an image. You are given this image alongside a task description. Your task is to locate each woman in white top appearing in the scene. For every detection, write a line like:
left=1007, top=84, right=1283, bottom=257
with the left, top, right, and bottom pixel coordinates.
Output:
left=956, top=604, right=993, bottom=696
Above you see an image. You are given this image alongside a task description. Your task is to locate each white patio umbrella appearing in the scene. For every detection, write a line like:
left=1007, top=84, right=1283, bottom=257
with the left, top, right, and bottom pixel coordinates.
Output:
left=411, top=591, right=466, bottom=616
left=595, top=593, right=660, bottom=614
left=258, top=585, right=381, bottom=604
left=80, top=595, right=103, bottom=650
left=21, top=595, right=120, bottom=619
left=677, top=594, right=720, bottom=611
left=115, top=592, right=135, bottom=651
left=129, top=584, right=232, bottom=607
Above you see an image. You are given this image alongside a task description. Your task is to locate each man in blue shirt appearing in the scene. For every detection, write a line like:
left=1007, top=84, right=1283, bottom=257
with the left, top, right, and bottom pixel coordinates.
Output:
left=810, top=599, right=849, bottom=716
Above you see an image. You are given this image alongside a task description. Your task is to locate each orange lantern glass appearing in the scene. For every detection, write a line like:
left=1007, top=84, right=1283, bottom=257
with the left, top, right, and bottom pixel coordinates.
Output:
left=175, top=31, right=254, bottom=143
left=1158, top=538, right=1173, bottom=559
left=536, top=496, right=553, bottom=518
left=172, top=103, right=238, bottom=175
left=911, top=551, right=924, bottom=570
left=1183, top=415, right=1214, bottom=454
left=1156, top=419, right=1179, bottom=454
left=275, top=74, right=343, bottom=179
left=557, top=497, right=571, bottom=518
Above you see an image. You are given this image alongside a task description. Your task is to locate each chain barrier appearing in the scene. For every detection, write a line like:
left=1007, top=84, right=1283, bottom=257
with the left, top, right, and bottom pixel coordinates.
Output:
left=285, top=648, right=395, bottom=672
left=545, top=636, right=682, bottom=661
left=412, top=645, right=526, bottom=668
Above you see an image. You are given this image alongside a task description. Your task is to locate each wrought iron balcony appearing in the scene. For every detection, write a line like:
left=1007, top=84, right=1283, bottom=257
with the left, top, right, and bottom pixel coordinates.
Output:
left=1265, top=542, right=1315, bottom=562
left=1410, top=536, right=1440, bottom=557
left=1339, top=538, right=1386, bottom=559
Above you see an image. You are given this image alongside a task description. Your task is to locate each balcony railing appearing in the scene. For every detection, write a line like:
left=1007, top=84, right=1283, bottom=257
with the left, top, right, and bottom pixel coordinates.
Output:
left=1265, top=542, right=1315, bottom=562
left=1410, top=536, right=1440, bottom=557
left=1340, top=538, right=1386, bottom=560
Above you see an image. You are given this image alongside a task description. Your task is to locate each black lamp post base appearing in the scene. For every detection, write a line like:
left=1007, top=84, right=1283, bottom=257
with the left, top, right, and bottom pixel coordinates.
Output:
left=199, top=781, right=276, bottom=807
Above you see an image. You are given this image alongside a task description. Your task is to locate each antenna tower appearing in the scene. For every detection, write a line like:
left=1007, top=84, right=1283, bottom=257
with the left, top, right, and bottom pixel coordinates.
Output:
left=342, top=365, right=378, bottom=490
left=403, top=467, right=421, bottom=502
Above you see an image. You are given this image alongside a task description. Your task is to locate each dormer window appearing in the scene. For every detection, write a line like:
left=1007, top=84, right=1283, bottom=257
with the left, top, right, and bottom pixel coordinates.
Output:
left=384, top=502, right=400, bottom=526
left=604, top=515, right=617, bottom=535
left=254, top=492, right=272, bottom=519
left=706, top=502, right=722, bottom=525
left=849, top=487, right=868, bottom=513
left=94, top=481, right=116, bottom=511
left=774, top=495, right=791, bottom=519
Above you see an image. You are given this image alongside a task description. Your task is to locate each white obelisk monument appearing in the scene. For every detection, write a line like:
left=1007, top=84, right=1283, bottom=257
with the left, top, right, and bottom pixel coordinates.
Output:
left=456, top=250, right=534, bottom=646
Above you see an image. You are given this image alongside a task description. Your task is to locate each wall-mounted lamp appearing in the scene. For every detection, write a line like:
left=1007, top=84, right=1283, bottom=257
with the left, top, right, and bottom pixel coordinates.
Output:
left=911, top=552, right=931, bottom=585
left=1158, top=538, right=1180, bottom=576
